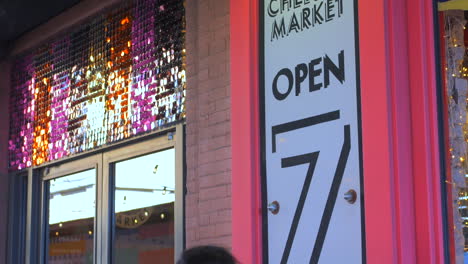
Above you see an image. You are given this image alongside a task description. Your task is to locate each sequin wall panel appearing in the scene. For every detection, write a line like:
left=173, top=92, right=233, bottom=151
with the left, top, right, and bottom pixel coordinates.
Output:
left=8, top=0, right=186, bottom=171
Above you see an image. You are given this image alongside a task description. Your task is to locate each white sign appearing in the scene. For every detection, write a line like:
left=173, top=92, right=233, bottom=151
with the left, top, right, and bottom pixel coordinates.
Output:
left=261, top=0, right=365, bottom=263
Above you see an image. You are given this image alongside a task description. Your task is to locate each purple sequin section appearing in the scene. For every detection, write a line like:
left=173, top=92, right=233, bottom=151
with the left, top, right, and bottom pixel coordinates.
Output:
left=8, top=0, right=186, bottom=171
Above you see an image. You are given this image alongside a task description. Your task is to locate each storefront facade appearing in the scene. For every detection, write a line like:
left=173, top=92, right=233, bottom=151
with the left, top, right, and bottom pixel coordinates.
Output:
left=1, top=0, right=233, bottom=262
left=0, top=0, right=467, bottom=263
left=232, top=0, right=461, bottom=263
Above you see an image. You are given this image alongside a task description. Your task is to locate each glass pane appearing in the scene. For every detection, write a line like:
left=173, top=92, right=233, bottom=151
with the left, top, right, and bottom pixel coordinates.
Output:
left=114, top=148, right=175, bottom=264
left=440, top=9, right=468, bottom=264
left=47, top=169, right=96, bottom=263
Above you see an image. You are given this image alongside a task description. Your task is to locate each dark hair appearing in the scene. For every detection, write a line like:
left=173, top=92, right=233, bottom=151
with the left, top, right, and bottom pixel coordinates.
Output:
left=177, top=245, right=237, bottom=264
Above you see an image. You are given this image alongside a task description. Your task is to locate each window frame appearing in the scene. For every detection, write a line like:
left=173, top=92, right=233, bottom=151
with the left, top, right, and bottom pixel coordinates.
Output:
left=7, top=171, right=28, bottom=264
left=19, top=124, right=185, bottom=264
left=41, top=153, right=102, bottom=264
left=102, top=124, right=184, bottom=264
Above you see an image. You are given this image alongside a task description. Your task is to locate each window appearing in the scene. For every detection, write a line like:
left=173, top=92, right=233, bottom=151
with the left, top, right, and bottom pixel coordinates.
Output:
left=6, top=0, right=187, bottom=262
left=112, top=149, right=176, bottom=263
left=438, top=8, right=468, bottom=264
left=47, top=169, right=96, bottom=263
left=18, top=126, right=184, bottom=263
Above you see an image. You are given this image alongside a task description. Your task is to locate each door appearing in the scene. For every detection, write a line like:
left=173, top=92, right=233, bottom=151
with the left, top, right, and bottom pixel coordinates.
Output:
left=36, top=126, right=184, bottom=264
left=102, top=131, right=184, bottom=264
left=42, top=155, right=101, bottom=264
left=260, top=0, right=365, bottom=263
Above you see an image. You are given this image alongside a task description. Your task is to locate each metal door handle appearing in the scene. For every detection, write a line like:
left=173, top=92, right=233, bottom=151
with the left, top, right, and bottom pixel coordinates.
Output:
left=344, top=189, right=357, bottom=204
left=267, top=201, right=280, bottom=214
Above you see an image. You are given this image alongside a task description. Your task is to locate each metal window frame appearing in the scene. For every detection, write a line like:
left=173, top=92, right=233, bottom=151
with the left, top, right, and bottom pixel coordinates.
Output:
left=20, top=124, right=185, bottom=264
left=24, top=167, right=46, bottom=264
left=102, top=124, right=184, bottom=263
left=40, top=154, right=102, bottom=264
left=431, top=3, right=452, bottom=263
left=7, top=171, right=28, bottom=264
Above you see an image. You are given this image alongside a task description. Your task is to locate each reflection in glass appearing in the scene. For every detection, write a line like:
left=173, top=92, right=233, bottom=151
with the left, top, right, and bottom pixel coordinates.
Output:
left=47, top=169, right=96, bottom=264
left=441, top=10, right=468, bottom=264
left=114, top=148, right=175, bottom=264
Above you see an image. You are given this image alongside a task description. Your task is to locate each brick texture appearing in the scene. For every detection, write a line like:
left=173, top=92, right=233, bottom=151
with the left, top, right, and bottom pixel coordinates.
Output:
left=185, top=0, right=232, bottom=250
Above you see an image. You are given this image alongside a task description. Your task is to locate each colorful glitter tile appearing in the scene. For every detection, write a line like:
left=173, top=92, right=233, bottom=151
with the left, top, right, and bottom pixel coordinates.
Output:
left=9, top=0, right=186, bottom=170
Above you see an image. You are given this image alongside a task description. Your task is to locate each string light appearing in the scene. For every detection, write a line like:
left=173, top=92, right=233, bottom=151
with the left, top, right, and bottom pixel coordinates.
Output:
left=444, top=11, right=468, bottom=254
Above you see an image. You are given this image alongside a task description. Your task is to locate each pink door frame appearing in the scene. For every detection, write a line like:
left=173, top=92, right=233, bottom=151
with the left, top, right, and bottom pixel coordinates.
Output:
left=230, top=0, right=262, bottom=263
left=231, top=0, right=446, bottom=263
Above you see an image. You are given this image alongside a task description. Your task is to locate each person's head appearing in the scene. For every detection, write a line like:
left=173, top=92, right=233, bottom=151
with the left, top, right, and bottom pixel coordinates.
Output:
left=177, top=245, right=237, bottom=264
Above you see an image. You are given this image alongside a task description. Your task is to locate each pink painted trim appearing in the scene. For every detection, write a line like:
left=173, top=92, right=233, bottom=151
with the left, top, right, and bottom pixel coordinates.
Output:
left=386, top=0, right=418, bottom=262
left=230, top=0, right=262, bottom=263
left=406, top=1, right=445, bottom=263
left=358, top=0, right=399, bottom=262
left=360, top=0, right=446, bottom=262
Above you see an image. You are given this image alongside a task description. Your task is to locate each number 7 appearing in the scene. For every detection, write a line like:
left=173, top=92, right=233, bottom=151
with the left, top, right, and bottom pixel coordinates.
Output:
left=279, top=125, right=351, bottom=264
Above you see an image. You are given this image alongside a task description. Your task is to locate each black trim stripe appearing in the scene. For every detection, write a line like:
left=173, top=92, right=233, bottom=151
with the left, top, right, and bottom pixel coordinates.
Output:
left=352, top=0, right=367, bottom=262
left=259, top=0, right=269, bottom=263
left=272, top=111, right=341, bottom=153
left=432, top=1, right=451, bottom=262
